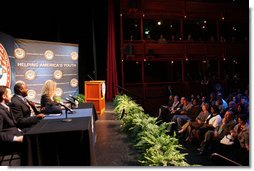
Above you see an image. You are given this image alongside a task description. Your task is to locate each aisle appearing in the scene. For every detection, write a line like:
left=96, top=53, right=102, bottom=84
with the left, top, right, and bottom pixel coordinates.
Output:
left=94, top=101, right=139, bottom=166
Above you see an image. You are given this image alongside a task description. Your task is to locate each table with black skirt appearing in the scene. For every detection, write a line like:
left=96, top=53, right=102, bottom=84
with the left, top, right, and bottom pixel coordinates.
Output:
left=22, top=104, right=96, bottom=166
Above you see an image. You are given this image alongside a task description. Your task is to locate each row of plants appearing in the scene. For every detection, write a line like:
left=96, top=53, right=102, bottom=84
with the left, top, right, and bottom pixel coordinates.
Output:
left=113, top=94, right=190, bottom=166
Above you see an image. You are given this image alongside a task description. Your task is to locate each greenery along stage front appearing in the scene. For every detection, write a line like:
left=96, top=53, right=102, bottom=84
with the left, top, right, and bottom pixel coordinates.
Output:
left=113, top=94, right=190, bottom=166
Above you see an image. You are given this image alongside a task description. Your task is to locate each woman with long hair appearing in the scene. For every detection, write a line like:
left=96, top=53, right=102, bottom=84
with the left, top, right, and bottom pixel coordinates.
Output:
left=40, top=80, right=62, bottom=114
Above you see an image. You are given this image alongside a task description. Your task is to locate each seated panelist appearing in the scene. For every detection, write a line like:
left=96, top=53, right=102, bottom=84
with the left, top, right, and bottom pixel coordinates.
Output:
left=0, top=86, right=23, bottom=143
left=40, top=80, right=62, bottom=114
left=10, top=82, right=45, bottom=131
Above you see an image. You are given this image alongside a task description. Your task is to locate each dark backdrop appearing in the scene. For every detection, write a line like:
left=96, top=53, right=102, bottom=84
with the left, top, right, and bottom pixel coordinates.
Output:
left=0, top=0, right=120, bottom=95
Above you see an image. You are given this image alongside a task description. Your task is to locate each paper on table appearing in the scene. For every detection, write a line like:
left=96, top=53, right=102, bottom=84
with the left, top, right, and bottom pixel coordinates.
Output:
left=47, top=113, right=62, bottom=117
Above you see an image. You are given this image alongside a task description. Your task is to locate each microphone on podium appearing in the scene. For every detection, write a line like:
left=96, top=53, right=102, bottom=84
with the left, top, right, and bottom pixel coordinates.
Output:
left=87, top=74, right=94, bottom=80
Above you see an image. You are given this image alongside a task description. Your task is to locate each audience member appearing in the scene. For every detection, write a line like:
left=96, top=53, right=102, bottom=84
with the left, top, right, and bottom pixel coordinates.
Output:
left=193, top=105, right=222, bottom=143
left=158, top=34, right=167, bottom=43
left=172, top=97, right=193, bottom=131
left=178, top=103, right=210, bottom=142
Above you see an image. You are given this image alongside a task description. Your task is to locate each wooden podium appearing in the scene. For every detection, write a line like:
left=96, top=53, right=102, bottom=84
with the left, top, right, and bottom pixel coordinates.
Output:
left=84, top=80, right=106, bottom=115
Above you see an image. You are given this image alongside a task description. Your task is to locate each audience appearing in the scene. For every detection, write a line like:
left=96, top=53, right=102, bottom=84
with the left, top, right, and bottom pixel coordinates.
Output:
left=166, top=87, right=249, bottom=165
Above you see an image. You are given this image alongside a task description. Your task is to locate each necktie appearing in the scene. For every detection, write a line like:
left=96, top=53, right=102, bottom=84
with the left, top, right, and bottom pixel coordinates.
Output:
left=25, top=98, right=36, bottom=116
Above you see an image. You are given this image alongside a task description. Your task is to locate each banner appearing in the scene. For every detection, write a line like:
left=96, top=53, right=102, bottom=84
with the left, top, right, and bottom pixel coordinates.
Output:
left=15, top=39, right=79, bottom=103
left=0, top=32, right=16, bottom=90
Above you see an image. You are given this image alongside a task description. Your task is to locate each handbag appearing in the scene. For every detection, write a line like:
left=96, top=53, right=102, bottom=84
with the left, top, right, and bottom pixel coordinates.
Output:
left=220, top=134, right=234, bottom=145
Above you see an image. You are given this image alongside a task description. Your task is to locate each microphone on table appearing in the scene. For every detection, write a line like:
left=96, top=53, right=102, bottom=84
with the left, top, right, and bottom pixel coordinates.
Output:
left=65, top=97, right=75, bottom=109
left=69, top=95, right=79, bottom=108
left=59, top=102, right=73, bottom=113
left=69, top=95, right=78, bottom=102
left=59, top=102, right=73, bottom=122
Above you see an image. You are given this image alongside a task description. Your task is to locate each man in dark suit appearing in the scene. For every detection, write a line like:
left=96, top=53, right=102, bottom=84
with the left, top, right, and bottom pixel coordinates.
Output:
left=0, top=86, right=23, bottom=142
left=10, top=82, right=45, bottom=131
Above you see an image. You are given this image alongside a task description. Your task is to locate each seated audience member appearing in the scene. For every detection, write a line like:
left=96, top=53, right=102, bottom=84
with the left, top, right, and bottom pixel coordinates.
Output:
left=178, top=103, right=210, bottom=141
left=198, top=110, right=236, bottom=155
left=188, top=98, right=201, bottom=121
left=230, top=114, right=249, bottom=151
left=217, top=93, right=228, bottom=110
left=157, top=95, right=176, bottom=123
left=200, top=96, right=208, bottom=108
left=171, top=96, right=184, bottom=116
left=215, top=98, right=226, bottom=117
left=40, top=80, right=62, bottom=114
left=10, top=82, right=45, bottom=131
left=215, top=114, right=249, bottom=165
left=228, top=101, right=237, bottom=116
left=158, top=34, right=167, bottom=43
left=236, top=103, right=248, bottom=117
left=0, top=86, right=23, bottom=143
left=194, top=105, right=222, bottom=143
left=209, top=92, right=217, bottom=106
left=172, top=97, right=193, bottom=131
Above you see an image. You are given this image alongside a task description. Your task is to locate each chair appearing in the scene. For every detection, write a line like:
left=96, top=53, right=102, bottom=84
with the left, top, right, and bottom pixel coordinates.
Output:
left=0, top=142, right=21, bottom=166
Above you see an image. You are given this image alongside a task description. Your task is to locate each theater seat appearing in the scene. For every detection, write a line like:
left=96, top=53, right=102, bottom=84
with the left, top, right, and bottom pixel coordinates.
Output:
left=0, top=142, right=22, bottom=166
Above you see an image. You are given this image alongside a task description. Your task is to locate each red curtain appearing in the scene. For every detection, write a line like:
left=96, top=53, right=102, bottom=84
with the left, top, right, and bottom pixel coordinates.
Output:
left=106, top=0, right=118, bottom=100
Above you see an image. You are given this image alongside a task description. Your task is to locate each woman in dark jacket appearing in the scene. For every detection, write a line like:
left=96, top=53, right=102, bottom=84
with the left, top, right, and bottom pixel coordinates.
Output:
left=40, top=80, right=62, bottom=114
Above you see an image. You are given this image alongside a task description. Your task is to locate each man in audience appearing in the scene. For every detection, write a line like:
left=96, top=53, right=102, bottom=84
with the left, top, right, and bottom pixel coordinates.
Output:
left=157, top=95, right=174, bottom=123
left=172, top=97, right=193, bottom=131
left=10, top=82, right=45, bottom=132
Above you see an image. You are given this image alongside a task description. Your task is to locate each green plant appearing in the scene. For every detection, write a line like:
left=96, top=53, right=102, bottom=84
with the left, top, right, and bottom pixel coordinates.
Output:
left=53, top=96, right=62, bottom=103
left=113, top=94, right=191, bottom=166
left=75, top=94, right=85, bottom=103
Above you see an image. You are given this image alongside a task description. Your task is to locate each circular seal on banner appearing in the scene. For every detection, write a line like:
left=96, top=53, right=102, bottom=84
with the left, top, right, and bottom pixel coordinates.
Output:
left=25, top=70, right=36, bottom=80
left=70, top=78, right=78, bottom=87
left=27, top=89, right=36, bottom=100
left=14, top=48, right=26, bottom=59
left=70, top=52, right=78, bottom=60
left=55, top=87, right=63, bottom=97
left=53, top=70, right=63, bottom=80
left=44, top=50, right=54, bottom=60
left=0, top=44, right=11, bottom=87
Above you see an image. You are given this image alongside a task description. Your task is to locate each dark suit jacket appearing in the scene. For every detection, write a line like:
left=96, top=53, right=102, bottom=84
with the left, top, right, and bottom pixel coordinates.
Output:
left=40, top=94, right=62, bottom=114
left=0, top=104, right=23, bottom=142
left=10, top=95, right=40, bottom=129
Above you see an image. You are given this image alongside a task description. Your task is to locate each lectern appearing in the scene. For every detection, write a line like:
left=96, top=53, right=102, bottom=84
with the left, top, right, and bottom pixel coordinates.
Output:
left=84, top=80, right=106, bottom=115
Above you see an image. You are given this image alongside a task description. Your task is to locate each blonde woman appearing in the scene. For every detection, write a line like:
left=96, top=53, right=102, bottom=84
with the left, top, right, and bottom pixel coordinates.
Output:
left=40, top=80, right=62, bottom=114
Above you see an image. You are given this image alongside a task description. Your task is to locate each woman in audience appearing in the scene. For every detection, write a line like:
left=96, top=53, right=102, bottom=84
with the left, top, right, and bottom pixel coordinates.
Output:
left=40, top=80, right=62, bottom=114
left=196, top=105, right=222, bottom=141
left=178, top=103, right=210, bottom=142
